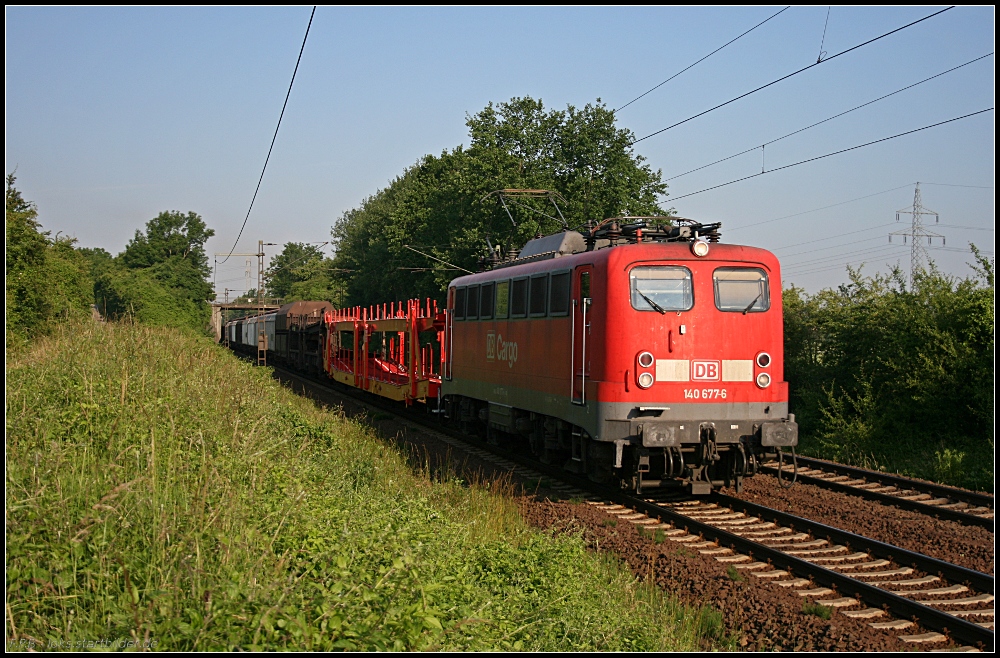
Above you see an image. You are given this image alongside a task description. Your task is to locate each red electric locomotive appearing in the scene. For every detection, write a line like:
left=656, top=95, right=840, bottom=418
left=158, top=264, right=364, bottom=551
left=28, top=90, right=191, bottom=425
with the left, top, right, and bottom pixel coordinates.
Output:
left=441, top=218, right=797, bottom=493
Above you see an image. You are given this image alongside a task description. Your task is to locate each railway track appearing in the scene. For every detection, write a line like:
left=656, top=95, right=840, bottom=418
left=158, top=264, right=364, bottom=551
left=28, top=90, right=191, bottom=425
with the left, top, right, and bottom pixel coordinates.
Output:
left=573, top=492, right=994, bottom=650
left=760, top=454, right=994, bottom=529
left=268, top=363, right=994, bottom=651
left=649, top=495, right=994, bottom=641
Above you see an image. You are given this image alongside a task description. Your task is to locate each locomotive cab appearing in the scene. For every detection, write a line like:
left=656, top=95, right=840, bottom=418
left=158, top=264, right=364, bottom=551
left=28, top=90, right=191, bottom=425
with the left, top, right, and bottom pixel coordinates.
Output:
left=596, top=241, right=797, bottom=494
left=441, top=219, right=797, bottom=495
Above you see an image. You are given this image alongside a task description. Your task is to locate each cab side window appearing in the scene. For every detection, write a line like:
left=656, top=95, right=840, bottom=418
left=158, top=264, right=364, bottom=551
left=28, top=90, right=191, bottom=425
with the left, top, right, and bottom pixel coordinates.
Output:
left=467, top=284, right=480, bottom=320
left=454, top=287, right=467, bottom=320
left=549, top=271, right=571, bottom=316
left=510, top=278, right=528, bottom=318
left=529, top=274, right=548, bottom=317
left=480, top=282, right=494, bottom=319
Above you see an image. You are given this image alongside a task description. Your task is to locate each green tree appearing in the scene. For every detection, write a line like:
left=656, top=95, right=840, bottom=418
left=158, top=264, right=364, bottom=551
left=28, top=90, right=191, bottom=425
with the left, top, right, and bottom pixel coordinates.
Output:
left=265, top=242, right=327, bottom=299
left=285, top=257, right=344, bottom=304
left=6, top=174, right=48, bottom=276
left=77, top=247, right=115, bottom=282
left=120, top=210, right=214, bottom=275
left=331, top=96, right=669, bottom=308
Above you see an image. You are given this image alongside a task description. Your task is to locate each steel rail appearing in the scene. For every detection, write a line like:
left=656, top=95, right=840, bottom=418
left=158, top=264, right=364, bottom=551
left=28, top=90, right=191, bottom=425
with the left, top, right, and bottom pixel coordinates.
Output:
left=784, top=455, right=994, bottom=508
left=710, top=492, right=994, bottom=593
left=759, top=455, right=994, bottom=530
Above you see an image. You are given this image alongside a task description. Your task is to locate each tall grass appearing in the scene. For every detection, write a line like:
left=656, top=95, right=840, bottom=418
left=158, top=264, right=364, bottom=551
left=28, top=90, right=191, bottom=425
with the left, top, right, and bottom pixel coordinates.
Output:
left=6, top=321, right=730, bottom=651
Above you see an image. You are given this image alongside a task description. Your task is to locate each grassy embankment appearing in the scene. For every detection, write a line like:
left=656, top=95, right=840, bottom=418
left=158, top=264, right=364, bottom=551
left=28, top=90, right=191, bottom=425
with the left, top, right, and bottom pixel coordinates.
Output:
left=6, top=321, right=731, bottom=651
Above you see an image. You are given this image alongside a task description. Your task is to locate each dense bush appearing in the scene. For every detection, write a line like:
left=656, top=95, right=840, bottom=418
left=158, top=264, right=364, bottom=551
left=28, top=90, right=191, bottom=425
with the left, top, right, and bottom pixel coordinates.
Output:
left=5, top=174, right=93, bottom=346
left=784, top=255, right=994, bottom=490
left=93, top=261, right=209, bottom=330
left=96, top=211, right=215, bottom=331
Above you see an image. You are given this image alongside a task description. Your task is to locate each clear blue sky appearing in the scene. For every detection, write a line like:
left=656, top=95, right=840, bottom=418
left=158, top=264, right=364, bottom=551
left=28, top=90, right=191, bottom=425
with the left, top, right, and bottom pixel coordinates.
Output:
left=6, top=6, right=994, bottom=297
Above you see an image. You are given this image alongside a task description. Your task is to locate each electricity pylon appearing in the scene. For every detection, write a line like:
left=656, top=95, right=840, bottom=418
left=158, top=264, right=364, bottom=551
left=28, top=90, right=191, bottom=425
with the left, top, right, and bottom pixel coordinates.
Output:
left=890, top=182, right=944, bottom=288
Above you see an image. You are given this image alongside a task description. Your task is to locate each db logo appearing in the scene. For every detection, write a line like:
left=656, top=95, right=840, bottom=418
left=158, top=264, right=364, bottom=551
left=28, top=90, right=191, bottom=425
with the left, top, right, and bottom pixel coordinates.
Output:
left=486, top=332, right=496, bottom=361
left=692, top=360, right=720, bottom=381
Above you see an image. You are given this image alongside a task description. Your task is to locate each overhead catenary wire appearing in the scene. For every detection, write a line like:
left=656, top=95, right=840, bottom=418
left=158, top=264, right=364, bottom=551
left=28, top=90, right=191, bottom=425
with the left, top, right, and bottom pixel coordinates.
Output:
left=262, top=242, right=331, bottom=276
left=816, top=7, right=832, bottom=63
left=937, top=224, right=994, bottom=231
left=666, top=52, right=994, bottom=183
left=922, top=182, right=994, bottom=189
left=925, top=245, right=995, bottom=254
left=783, top=239, right=905, bottom=263
left=665, top=108, right=994, bottom=202
left=783, top=243, right=907, bottom=269
left=631, top=6, right=956, bottom=145
left=746, top=221, right=993, bottom=265
left=220, top=6, right=316, bottom=264
left=783, top=243, right=993, bottom=278
left=727, top=183, right=913, bottom=233
left=773, top=223, right=899, bottom=253
left=729, top=185, right=916, bottom=232
left=783, top=247, right=993, bottom=279
left=774, top=221, right=992, bottom=263
left=782, top=243, right=906, bottom=270
left=615, top=6, right=790, bottom=112
left=784, top=249, right=909, bottom=278
left=729, top=179, right=993, bottom=235
left=403, top=245, right=474, bottom=274
left=784, top=255, right=906, bottom=278
left=776, top=226, right=899, bottom=260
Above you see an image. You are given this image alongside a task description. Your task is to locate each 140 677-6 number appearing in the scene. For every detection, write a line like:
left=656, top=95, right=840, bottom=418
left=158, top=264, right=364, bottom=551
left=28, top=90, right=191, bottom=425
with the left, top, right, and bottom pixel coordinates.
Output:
left=684, top=388, right=727, bottom=400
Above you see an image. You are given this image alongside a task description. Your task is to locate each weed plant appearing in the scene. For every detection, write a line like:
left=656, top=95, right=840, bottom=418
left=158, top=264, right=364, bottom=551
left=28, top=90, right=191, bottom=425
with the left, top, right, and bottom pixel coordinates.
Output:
left=6, top=321, right=733, bottom=651
left=801, top=602, right=833, bottom=620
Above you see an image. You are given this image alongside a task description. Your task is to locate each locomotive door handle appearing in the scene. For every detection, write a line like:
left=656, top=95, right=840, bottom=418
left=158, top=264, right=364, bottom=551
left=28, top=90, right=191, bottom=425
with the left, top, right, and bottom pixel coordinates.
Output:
left=668, top=329, right=673, bottom=353
left=570, top=300, right=577, bottom=399
left=581, top=297, right=590, bottom=405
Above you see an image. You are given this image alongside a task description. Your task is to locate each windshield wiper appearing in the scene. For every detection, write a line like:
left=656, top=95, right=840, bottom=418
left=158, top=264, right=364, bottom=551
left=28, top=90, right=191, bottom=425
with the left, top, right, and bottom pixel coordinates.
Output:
left=742, top=292, right=763, bottom=315
left=638, top=290, right=667, bottom=315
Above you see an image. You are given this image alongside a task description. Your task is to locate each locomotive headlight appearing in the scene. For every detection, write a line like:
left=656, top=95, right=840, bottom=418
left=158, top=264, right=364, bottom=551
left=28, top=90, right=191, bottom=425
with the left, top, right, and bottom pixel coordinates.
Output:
left=756, top=352, right=771, bottom=368
left=691, top=240, right=710, bottom=257
left=637, top=372, right=655, bottom=389
left=756, top=372, right=771, bottom=388
left=637, top=351, right=655, bottom=368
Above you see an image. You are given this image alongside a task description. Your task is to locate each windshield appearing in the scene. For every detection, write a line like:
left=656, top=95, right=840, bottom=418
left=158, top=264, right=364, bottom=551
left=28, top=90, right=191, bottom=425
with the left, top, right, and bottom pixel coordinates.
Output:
left=714, top=268, right=769, bottom=312
left=630, top=266, right=693, bottom=312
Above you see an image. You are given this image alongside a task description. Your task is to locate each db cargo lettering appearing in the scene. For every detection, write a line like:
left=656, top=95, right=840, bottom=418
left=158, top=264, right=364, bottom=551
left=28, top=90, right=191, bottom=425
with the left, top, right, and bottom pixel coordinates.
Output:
left=486, top=331, right=518, bottom=368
